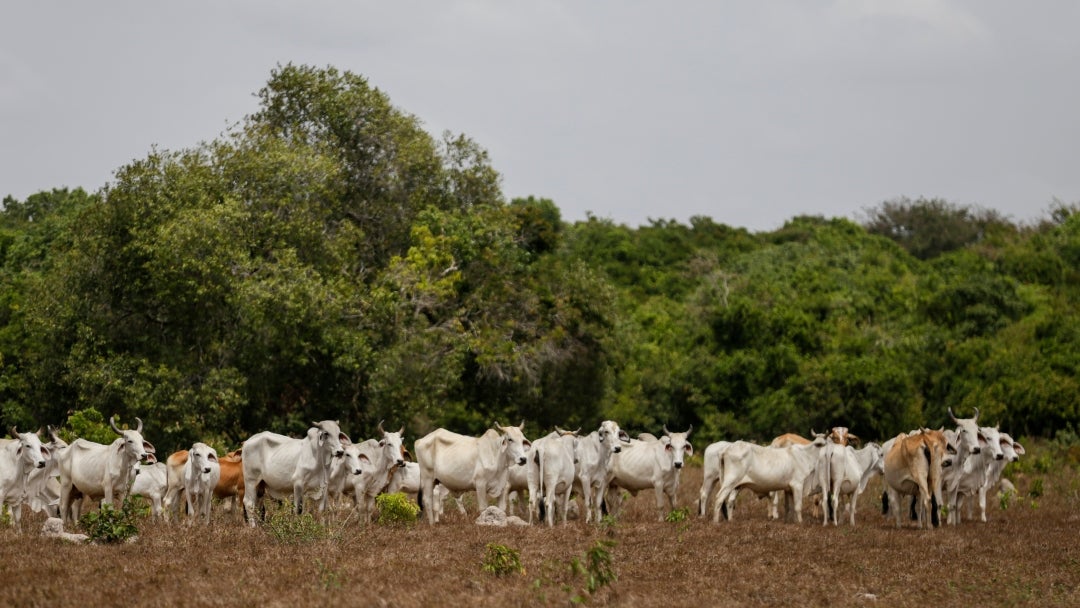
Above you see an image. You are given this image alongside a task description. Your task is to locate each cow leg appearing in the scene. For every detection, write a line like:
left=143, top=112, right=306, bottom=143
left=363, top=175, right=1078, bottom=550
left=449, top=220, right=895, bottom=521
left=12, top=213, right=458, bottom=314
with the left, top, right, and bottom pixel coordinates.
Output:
left=977, top=487, right=988, bottom=523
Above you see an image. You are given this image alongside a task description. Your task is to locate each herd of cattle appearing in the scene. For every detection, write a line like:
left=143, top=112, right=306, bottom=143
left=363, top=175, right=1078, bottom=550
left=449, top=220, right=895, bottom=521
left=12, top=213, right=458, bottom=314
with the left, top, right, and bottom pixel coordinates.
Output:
left=0, top=408, right=1024, bottom=531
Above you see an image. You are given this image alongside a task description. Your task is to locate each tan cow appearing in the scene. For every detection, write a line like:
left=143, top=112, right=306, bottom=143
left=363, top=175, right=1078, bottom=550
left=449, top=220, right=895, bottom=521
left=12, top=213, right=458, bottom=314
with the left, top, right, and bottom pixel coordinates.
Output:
left=882, top=429, right=952, bottom=529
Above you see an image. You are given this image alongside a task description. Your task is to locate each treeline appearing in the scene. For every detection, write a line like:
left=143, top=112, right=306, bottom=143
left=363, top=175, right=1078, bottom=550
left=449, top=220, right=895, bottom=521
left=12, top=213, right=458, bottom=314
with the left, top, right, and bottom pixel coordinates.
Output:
left=1, top=64, right=1078, bottom=453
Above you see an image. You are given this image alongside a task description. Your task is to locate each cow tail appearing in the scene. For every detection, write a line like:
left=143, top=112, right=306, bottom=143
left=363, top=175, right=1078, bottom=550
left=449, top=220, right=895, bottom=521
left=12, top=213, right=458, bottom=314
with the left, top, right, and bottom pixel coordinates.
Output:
left=930, top=492, right=940, bottom=528
left=417, top=481, right=425, bottom=514
left=537, top=447, right=547, bottom=523
left=881, top=491, right=889, bottom=515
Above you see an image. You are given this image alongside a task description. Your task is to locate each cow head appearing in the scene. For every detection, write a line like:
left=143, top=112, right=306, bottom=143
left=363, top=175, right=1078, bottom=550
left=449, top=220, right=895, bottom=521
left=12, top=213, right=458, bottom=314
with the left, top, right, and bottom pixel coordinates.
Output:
left=189, top=442, right=220, bottom=476
left=999, top=433, right=1024, bottom=462
left=555, top=426, right=582, bottom=464
left=598, top=420, right=630, bottom=454
left=9, top=426, right=50, bottom=469
left=808, top=430, right=828, bottom=447
left=661, top=425, right=693, bottom=469
left=311, top=420, right=347, bottom=458
left=827, top=427, right=858, bottom=447
left=494, top=421, right=531, bottom=466
left=948, top=407, right=983, bottom=455
left=377, top=420, right=407, bottom=468
left=979, top=425, right=1005, bottom=461
left=109, top=416, right=154, bottom=462
left=341, top=443, right=365, bottom=477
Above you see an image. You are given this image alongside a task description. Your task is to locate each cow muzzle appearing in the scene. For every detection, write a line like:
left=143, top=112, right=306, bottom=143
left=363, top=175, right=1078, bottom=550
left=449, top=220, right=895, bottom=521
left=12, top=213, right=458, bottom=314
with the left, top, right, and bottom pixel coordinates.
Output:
left=37, top=461, right=47, bottom=469
left=972, top=446, right=981, bottom=454
left=995, top=453, right=1003, bottom=461
left=613, top=446, right=621, bottom=453
left=674, top=462, right=683, bottom=469
left=517, top=457, right=527, bottom=466
left=203, top=467, right=212, bottom=474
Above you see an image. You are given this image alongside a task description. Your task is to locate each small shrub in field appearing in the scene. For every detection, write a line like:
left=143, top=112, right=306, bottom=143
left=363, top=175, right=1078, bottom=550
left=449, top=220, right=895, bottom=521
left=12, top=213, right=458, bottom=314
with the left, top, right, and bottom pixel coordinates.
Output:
left=665, top=507, right=689, bottom=523
left=375, top=492, right=420, bottom=526
left=1029, top=478, right=1044, bottom=498
left=481, top=543, right=525, bottom=577
left=571, top=539, right=618, bottom=596
left=263, top=505, right=331, bottom=545
left=79, top=499, right=140, bottom=544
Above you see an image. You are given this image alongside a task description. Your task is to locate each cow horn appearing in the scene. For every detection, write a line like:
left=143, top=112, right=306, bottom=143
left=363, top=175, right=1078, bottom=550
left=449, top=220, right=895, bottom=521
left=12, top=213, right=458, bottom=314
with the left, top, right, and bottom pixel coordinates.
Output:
left=555, top=425, right=567, bottom=435
left=948, top=407, right=958, bottom=423
left=8, top=425, right=16, bottom=438
left=47, top=425, right=60, bottom=441
left=663, top=424, right=671, bottom=436
left=377, top=419, right=386, bottom=435
left=494, top=421, right=504, bottom=433
left=110, top=416, right=123, bottom=435
left=973, top=407, right=980, bottom=422
left=685, top=424, right=693, bottom=436
left=135, top=417, right=143, bottom=433
left=519, top=419, right=525, bottom=430
left=397, top=425, right=404, bottom=436
left=574, top=427, right=582, bottom=435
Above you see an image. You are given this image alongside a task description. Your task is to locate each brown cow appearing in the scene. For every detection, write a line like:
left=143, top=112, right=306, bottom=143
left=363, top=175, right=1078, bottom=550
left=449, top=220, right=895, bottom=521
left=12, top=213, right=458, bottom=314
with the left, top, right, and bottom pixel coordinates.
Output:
left=882, top=429, right=952, bottom=529
left=164, top=448, right=244, bottom=521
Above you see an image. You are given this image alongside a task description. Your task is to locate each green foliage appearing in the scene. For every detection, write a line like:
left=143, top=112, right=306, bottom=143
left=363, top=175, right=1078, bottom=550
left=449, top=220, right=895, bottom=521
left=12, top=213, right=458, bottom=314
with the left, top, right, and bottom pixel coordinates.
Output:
left=480, top=543, right=525, bottom=577
left=664, top=507, right=689, bottom=523
left=262, top=505, right=332, bottom=545
left=375, top=492, right=420, bottom=526
left=570, top=539, right=618, bottom=598
left=315, top=559, right=342, bottom=591
left=64, top=408, right=115, bottom=444
left=79, top=498, right=140, bottom=544
left=1029, top=478, right=1044, bottom=499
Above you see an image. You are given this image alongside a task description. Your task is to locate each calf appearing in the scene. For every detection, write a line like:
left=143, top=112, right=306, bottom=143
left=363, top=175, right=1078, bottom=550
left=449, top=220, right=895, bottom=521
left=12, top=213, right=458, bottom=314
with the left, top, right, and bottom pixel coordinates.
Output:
left=130, top=456, right=168, bottom=521
left=0, top=427, right=52, bottom=530
left=182, top=443, right=221, bottom=524
left=164, top=449, right=245, bottom=520
left=351, top=421, right=407, bottom=523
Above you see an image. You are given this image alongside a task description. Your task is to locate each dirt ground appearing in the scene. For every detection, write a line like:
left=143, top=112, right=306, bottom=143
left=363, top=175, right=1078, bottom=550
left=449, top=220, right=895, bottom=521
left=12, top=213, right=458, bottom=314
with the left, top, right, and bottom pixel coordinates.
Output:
left=1, top=463, right=1077, bottom=607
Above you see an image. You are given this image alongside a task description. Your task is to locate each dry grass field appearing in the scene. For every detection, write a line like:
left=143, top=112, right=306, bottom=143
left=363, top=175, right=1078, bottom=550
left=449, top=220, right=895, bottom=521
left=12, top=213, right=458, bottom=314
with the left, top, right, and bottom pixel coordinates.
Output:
left=2, top=457, right=1077, bottom=607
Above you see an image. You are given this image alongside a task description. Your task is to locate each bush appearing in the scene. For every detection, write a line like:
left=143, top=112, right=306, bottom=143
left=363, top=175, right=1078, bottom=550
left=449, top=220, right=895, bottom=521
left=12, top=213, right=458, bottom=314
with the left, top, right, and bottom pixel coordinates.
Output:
left=481, top=543, right=525, bottom=577
left=375, top=492, right=420, bottom=526
left=79, top=498, right=140, bottom=544
left=262, top=504, right=332, bottom=544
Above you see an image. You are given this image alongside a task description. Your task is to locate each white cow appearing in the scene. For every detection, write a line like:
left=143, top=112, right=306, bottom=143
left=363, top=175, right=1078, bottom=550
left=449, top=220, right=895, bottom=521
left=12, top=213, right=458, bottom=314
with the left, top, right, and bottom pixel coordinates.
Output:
left=983, top=432, right=1023, bottom=508
left=182, top=442, right=221, bottom=524
left=698, top=440, right=739, bottom=519
left=351, top=422, right=407, bottom=523
left=57, top=416, right=155, bottom=525
left=574, top=420, right=629, bottom=524
left=819, top=441, right=883, bottom=526
left=949, top=425, right=1005, bottom=524
left=816, top=427, right=859, bottom=526
left=241, top=420, right=348, bottom=526
left=326, top=440, right=366, bottom=510
left=24, top=425, right=66, bottom=519
left=527, top=428, right=579, bottom=526
left=1, top=427, right=52, bottom=530
left=414, top=422, right=531, bottom=524
left=608, top=425, right=694, bottom=522
left=712, top=435, right=826, bottom=523
left=130, top=456, right=168, bottom=521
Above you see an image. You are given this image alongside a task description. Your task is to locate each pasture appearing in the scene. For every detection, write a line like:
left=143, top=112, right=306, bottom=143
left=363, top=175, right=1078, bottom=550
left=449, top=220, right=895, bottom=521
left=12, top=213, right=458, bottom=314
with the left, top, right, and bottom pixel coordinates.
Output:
left=1, top=458, right=1077, bottom=607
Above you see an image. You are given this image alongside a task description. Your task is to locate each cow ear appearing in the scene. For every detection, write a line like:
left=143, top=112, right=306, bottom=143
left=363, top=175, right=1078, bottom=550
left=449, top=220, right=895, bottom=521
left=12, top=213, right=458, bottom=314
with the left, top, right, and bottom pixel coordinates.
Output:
left=40, top=445, right=51, bottom=460
left=340, top=433, right=351, bottom=445
left=684, top=443, right=693, bottom=455
left=358, top=453, right=371, bottom=464
left=144, top=441, right=156, bottom=453
left=1013, top=442, right=1026, bottom=455
left=402, top=448, right=413, bottom=462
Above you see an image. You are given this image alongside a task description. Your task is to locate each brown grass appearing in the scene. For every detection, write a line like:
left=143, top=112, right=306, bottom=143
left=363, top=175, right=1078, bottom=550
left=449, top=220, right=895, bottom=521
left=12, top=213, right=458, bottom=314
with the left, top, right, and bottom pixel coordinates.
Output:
left=2, top=466, right=1078, bottom=607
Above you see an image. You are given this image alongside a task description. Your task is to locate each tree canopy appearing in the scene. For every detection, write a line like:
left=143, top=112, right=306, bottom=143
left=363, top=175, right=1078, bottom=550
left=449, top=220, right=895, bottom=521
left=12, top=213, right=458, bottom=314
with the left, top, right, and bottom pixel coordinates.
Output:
left=1, top=64, right=1077, bottom=452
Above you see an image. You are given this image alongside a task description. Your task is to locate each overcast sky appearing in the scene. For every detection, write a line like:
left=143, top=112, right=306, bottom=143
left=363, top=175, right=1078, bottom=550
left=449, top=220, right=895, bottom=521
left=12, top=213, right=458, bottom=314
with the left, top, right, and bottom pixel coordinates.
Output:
left=3, top=1, right=1078, bottom=232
